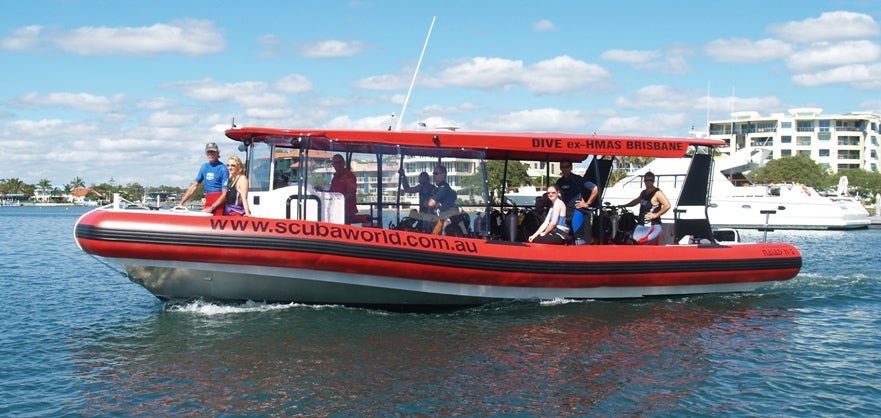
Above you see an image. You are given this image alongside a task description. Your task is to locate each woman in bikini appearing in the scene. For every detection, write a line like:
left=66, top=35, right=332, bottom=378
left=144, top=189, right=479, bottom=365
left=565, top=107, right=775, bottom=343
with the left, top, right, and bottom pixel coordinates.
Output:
left=225, top=156, right=251, bottom=217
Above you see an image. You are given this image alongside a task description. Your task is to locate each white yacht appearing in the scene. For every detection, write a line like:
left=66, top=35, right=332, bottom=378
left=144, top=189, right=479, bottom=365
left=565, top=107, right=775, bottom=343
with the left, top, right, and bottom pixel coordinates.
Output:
left=603, top=151, right=870, bottom=230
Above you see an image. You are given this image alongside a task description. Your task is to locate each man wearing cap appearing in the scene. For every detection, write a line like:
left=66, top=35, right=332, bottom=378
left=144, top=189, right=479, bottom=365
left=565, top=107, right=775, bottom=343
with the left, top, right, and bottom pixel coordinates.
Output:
left=179, top=142, right=229, bottom=215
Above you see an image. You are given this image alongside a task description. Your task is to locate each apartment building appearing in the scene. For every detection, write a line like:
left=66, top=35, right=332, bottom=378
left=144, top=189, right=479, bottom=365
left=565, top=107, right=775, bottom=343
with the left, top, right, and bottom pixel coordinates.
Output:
left=708, top=108, right=881, bottom=173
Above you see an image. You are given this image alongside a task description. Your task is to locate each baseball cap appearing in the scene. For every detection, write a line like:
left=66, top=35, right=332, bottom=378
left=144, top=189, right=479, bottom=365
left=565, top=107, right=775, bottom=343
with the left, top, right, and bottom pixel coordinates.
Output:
left=205, top=142, right=220, bottom=152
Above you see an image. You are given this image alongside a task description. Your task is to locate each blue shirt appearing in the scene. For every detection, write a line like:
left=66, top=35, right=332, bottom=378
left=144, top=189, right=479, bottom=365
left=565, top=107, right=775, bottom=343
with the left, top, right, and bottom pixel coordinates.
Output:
left=196, top=161, right=229, bottom=193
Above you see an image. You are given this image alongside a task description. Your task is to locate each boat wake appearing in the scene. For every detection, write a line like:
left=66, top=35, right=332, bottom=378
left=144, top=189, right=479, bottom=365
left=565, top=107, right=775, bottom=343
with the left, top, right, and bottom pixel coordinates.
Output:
left=163, top=299, right=345, bottom=316
left=538, top=297, right=587, bottom=306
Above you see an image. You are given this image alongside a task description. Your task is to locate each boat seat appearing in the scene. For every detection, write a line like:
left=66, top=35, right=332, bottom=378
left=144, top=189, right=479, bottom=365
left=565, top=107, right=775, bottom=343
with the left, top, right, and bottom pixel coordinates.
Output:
left=674, top=218, right=714, bottom=244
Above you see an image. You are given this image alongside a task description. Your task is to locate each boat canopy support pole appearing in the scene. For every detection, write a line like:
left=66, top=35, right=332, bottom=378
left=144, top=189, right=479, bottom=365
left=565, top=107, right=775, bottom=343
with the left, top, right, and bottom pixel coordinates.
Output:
left=396, top=147, right=403, bottom=225
left=501, top=157, right=509, bottom=211
left=296, top=136, right=308, bottom=220
left=481, top=157, right=490, bottom=238
left=375, top=151, right=383, bottom=228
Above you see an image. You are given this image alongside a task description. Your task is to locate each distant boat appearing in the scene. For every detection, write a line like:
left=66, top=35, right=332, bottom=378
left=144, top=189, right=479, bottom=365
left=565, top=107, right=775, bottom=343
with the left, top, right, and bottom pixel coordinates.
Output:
left=603, top=151, right=870, bottom=230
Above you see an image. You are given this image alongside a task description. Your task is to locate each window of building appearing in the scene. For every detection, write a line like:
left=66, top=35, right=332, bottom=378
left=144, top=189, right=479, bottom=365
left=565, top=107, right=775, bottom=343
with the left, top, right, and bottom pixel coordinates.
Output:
left=781, top=135, right=792, bottom=143
left=797, top=150, right=811, bottom=157
left=819, top=149, right=830, bottom=157
left=796, top=121, right=813, bottom=132
left=751, top=137, right=773, bottom=147
left=838, top=150, right=861, bottom=160
left=818, top=132, right=831, bottom=141
left=838, top=163, right=860, bottom=170
left=797, top=136, right=811, bottom=146
left=837, top=136, right=860, bottom=146
left=819, top=120, right=831, bottom=132
left=756, top=122, right=776, bottom=133
left=820, top=163, right=831, bottom=171
left=781, top=149, right=792, bottom=157
left=780, top=121, right=792, bottom=129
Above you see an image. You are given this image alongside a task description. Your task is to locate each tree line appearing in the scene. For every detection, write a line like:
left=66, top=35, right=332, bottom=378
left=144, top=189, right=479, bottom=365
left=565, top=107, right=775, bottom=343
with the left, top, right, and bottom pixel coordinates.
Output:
left=0, top=177, right=198, bottom=203
left=748, top=155, right=881, bottom=198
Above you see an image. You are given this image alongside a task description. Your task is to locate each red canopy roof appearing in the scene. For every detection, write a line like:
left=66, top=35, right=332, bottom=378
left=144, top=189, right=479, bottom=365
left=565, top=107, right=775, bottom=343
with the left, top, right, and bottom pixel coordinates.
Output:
left=225, top=127, right=724, bottom=160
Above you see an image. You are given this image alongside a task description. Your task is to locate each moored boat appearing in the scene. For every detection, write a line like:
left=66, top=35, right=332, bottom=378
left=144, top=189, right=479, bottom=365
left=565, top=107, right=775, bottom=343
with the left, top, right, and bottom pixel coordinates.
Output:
left=603, top=156, right=870, bottom=230
left=74, top=128, right=802, bottom=308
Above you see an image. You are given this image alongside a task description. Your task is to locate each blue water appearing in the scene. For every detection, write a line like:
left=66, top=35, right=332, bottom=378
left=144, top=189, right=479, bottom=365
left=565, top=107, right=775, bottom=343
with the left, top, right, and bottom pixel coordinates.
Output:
left=2, top=206, right=880, bottom=416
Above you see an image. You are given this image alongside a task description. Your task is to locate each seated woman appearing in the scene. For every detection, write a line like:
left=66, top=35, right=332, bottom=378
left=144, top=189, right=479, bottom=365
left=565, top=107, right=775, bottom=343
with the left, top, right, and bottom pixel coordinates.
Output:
left=225, top=156, right=251, bottom=216
left=528, top=185, right=568, bottom=245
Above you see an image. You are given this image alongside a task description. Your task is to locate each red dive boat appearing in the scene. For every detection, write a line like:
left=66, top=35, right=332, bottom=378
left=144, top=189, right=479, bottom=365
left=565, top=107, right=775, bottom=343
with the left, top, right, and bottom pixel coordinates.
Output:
left=74, top=128, right=801, bottom=308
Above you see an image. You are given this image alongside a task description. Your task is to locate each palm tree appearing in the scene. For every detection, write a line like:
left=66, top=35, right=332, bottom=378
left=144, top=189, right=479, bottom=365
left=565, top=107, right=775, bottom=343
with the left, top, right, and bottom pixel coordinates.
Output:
left=69, top=176, right=85, bottom=190
left=37, top=178, right=52, bottom=193
left=5, top=178, right=25, bottom=194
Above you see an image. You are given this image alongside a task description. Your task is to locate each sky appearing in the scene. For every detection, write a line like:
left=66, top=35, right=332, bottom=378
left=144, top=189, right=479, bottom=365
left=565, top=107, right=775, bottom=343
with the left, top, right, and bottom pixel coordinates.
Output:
left=3, top=0, right=881, bottom=188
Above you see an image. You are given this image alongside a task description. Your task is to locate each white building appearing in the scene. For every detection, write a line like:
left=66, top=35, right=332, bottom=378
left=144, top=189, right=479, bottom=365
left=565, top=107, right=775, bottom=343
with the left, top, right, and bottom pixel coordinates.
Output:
left=708, top=108, right=881, bottom=173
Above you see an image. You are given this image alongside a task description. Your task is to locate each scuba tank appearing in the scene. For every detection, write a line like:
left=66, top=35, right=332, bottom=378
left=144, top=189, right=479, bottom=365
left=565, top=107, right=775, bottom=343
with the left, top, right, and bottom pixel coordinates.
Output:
left=505, top=207, right=519, bottom=242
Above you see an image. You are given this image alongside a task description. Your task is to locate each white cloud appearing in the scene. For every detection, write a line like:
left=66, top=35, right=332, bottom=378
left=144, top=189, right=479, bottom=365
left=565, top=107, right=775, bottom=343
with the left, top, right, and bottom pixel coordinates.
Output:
left=147, top=111, right=195, bottom=127
left=440, top=57, right=524, bottom=90
left=614, top=85, right=783, bottom=115
left=523, top=55, right=610, bottom=94
left=533, top=19, right=557, bottom=32
left=300, top=40, right=364, bottom=58
left=4, top=118, right=99, bottom=138
left=0, top=25, right=42, bottom=51
left=13, top=92, right=119, bottom=113
left=793, top=63, right=881, bottom=89
left=601, top=47, right=691, bottom=74
left=80, top=138, right=169, bottom=152
left=597, top=113, right=688, bottom=135
left=703, top=96, right=782, bottom=115
left=768, top=11, right=880, bottom=43
left=245, top=107, right=294, bottom=119
left=175, top=79, right=287, bottom=107
left=137, top=97, right=177, bottom=110
left=616, top=85, right=697, bottom=110
left=475, top=108, right=590, bottom=131
left=705, top=38, right=792, bottom=62
left=438, top=55, right=609, bottom=94
left=786, top=40, right=881, bottom=72
left=176, top=79, right=264, bottom=101
left=52, top=19, right=224, bottom=55
left=354, top=74, right=411, bottom=90
left=420, top=102, right=480, bottom=115
left=258, top=34, right=279, bottom=46
left=601, top=49, right=659, bottom=64
left=275, top=74, right=313, bottom=93
left=325, top=114, right=396, bottom=130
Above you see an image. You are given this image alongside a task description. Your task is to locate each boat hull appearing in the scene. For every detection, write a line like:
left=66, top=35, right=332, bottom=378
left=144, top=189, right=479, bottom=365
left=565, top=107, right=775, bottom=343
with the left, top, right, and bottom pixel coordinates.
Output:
left=74, top=209, right=802, bottom=306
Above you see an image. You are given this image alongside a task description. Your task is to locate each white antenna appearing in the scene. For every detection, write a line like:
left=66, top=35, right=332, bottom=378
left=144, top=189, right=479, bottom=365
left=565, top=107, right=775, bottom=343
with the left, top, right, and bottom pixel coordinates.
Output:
left=706, top=80, right=710, bottom=130
left=395, top=16, right=435, bottom=132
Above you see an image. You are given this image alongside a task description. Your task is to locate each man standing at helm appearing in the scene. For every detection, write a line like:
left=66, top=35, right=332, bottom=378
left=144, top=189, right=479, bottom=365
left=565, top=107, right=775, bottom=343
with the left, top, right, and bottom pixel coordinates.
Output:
left=179, top=142, right=229, bottom=216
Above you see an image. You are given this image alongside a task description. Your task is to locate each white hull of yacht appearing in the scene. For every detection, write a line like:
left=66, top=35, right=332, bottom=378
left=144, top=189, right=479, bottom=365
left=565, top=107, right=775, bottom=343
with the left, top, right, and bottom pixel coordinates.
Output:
left=604, top=158, right=870, bottom=231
